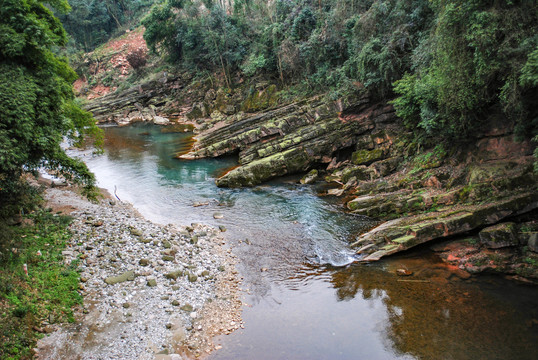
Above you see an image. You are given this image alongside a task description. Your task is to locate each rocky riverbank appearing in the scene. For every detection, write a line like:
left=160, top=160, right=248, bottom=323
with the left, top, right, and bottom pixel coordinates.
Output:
left=81, top=71, right=537, bottom=282
left=36, top=185, right=242, bottom=359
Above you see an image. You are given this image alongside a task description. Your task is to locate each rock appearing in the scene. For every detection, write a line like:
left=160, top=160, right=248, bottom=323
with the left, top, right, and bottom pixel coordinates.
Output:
left=171, top=300, right=180, bottom=306
left=147, top=277, right=157, bottom=287
left=162, top=255, right=175, bottom=261
left=528, top=234, right=538, bottom=253
left=479, top=222, right=518, bottom=249
left=165, top=270, right=183, bottom=280
left=181, top=94, right=385, bottom=187
left=219, top=225, right=227, bottom=232
left=213, top=212, right=224, bottom=219
left=130, top=228, right=143, bottom=237
left=352, top=192, right=538, bottom=261
left=104, top=270, right=135, bottom=285
left=122, top=303, right=130, bottom=309
left=396, top=269, right=413, bottom=276
left=327, top=188, right=345, bottom=197
left=351, top=148, right=384, bottom=166
left=372, top=156, right=402, bottom=177
left=162, top=249, right=176, bottom=256
left=162, top=241, right=172, bottom=249
left=153, top=116, right=170, bottom=125
left=180, top=304, right=193, bottom=312
left=139, top=259, right=150, bottom=266
left=187, top=273, right=198, bottom=283
left=341, top=165, right=371, bottom=183
left=300, top=169, right=319, bottom=184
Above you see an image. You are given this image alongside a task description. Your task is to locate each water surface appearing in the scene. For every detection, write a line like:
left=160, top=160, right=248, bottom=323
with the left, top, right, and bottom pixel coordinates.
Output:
left=76, top=123, right=538, bottom=359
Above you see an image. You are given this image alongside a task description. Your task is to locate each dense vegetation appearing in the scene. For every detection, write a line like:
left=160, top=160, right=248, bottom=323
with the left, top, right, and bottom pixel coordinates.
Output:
left=142, top=0, right=537, bottom=142
left=0, top=211, right=81, bottom=359
left=57, top=0, right=153, bottom=51
left=0, top=0, right=101, bottom=219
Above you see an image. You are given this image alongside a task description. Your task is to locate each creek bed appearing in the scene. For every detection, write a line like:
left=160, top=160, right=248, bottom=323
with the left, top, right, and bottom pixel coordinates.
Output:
left=74, top=123, right=538, bottom=359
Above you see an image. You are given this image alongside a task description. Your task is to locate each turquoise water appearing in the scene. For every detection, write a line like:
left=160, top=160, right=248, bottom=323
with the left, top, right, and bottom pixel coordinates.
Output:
left=78, top=123, right=538, bottom=360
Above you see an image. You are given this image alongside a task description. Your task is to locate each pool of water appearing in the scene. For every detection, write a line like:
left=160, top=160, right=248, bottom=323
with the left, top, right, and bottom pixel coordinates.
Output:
left=75, top=123, right=538, bottom=359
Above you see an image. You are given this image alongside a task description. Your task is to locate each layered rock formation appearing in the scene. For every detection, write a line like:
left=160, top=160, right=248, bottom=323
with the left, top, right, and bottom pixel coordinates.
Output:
left=84, top=75, right=537, bottom=278
left=84, top=73, right=186, bottom=125
left=180, top=93, right=399, bottom=187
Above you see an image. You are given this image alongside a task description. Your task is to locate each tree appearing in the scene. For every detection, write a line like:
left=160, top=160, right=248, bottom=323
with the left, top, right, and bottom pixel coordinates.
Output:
left=0, top=0, right=102, bottom=213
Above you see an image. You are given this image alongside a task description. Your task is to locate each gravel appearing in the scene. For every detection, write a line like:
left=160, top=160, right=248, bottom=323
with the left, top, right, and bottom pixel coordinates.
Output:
left=36, top=187, right=243, bottom=360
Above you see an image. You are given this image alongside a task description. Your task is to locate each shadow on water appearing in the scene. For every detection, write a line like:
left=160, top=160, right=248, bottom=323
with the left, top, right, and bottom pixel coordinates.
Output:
left=75, top=123, right=538, bottom=360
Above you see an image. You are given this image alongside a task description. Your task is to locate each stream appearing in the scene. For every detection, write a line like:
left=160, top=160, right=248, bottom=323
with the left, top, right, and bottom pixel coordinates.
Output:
left=74, top=123, right=538, bottom=360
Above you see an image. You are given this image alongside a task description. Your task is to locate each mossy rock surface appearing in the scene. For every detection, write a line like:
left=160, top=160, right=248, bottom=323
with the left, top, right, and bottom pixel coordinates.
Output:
left=351, top=148, right=385, bottom=166
left=241, top=84, right=279, bottom=112
left=479, top=222, right=519, bottom=249
left=354, top=192, right=538, bottom=261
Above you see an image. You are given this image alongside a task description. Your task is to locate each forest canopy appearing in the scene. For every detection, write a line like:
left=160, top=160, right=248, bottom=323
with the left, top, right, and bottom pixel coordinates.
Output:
left=141, top=0, right=537, bottom=142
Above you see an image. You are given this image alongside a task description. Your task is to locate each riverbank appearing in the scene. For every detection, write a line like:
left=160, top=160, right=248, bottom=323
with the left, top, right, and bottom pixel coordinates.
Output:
left=35, top=184, right=243, bottom=359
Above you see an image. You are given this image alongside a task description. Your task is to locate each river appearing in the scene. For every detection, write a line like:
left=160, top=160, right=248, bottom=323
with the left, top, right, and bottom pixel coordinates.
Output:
left=74, top=123, right=538, bottom=359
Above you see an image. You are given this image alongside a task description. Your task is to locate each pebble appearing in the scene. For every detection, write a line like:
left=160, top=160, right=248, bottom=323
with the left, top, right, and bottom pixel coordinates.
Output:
left=38, top=188, right=242, bottom=360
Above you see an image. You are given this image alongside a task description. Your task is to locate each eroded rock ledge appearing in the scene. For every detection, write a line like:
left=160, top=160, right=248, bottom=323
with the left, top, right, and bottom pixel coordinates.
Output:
left=180, top=93, right=398, bottom=187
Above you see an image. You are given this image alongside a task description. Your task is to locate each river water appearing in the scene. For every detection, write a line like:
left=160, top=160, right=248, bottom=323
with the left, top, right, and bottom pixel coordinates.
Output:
left=76, top=123, right=538, bottom=360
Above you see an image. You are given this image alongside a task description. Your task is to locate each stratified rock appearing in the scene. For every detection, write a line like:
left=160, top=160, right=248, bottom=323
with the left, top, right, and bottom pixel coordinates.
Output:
left=351, top=148, right=385, bottom=165
left=181, top=94, right=395, bottom=187
left=352, top=192, right=538, bottom=261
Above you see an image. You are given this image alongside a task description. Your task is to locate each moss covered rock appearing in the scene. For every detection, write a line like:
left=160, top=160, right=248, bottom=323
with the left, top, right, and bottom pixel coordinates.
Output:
left=351, top=148, right=384, bottom=165
left=300, top=169, right=319, bottom=184
left=479, top=222, right=519, bottom=249
left=241, top=84, right=279, bottom=113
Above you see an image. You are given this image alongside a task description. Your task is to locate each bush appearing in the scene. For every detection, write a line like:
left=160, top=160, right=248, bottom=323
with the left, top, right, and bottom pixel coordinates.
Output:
left=126, top=48, right=148, bottom=70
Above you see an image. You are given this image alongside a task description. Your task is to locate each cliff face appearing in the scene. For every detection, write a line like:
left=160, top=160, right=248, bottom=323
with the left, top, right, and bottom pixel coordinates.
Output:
left=84, top=76, right=538, bottom=281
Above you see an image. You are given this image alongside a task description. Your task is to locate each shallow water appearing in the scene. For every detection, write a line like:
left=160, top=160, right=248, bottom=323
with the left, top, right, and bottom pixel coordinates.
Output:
left=77, top=123, right=538, bottom=359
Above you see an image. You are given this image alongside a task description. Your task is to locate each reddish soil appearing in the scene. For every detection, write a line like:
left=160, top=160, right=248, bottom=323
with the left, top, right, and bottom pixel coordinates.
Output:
left=75, top=27, right=148, bottom=100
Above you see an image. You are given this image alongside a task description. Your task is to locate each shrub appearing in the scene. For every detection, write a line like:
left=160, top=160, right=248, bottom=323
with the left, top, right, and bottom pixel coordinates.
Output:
left=126, top=48, right=148, bottom=70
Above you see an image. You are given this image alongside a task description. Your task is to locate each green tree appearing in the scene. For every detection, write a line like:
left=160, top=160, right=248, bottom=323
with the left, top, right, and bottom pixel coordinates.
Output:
left=393, top=0, right=538, bottom=141
left=0, top=0, right=102, bottom=214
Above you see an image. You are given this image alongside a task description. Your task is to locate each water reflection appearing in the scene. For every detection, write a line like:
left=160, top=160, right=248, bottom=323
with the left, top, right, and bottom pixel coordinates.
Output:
left=327, top=256, right=538, bottom=360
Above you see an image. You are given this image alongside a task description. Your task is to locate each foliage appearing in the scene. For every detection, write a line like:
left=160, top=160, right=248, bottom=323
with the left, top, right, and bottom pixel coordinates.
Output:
left=0, top=0, right=102, bottom=218
left=393, top=0, right=538, bottom=141
left=141, top=0, right=537, bottom=145
left=126, top=47, right=148, bottom=69
left=58, top=0, right=154, bottom=51
left=0, top=210, right=82, bottom=359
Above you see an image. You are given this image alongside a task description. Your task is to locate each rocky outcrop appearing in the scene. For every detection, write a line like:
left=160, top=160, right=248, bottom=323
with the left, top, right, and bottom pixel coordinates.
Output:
left=351, top=192, right=538, bottom=261
left=84, top=74, right=187, bottom=125
left=180, top=93, right=398, bottom=187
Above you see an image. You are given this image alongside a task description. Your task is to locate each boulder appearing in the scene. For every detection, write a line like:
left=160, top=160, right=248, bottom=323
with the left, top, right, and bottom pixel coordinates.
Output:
left=479, top=223, right=519, bottom=249
left=300, top=169, right=319, bottom=184
left=104, top=270, right=135, bottom=285
left=351, top=148, right=384, bottom=166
